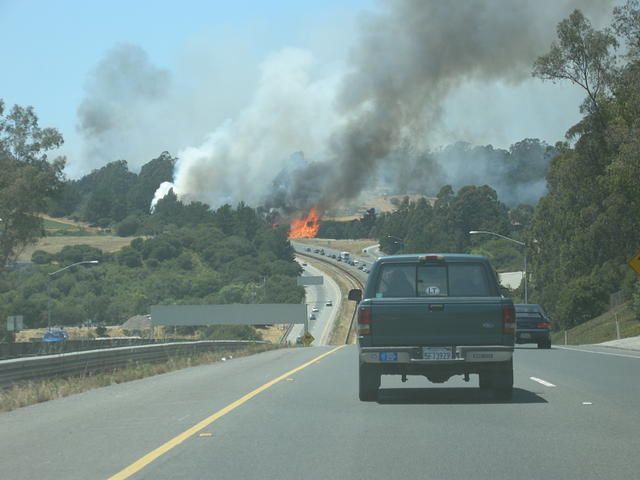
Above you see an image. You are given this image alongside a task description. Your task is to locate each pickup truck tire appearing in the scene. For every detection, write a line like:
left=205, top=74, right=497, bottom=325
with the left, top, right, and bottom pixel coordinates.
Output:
left=359, top=364, right=380, bottom=401
left=492, top=361, right=514, bottom=400
left=538, top=340, right=552, bottom=349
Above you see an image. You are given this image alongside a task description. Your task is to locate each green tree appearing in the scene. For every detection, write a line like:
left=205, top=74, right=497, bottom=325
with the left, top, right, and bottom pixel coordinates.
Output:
left=127, top=151, right=175, bottom=213
left=116, top=215, right=141, bottom=236
left=532, top=9, right=618, bottom=113
left=0, top=101, right=66, bottom=269
left=528, top=4, right=640, bottom=324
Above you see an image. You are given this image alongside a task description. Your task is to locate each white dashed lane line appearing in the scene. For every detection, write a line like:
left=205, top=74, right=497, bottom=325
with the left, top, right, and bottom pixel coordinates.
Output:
left=529, top=376, right=557, bottom=387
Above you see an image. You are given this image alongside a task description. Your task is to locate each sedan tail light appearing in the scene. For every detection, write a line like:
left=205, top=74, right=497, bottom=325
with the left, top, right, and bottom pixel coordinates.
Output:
left=357, top=305, right=372, bottom=335
left=536, top=321, right=550, bottom=329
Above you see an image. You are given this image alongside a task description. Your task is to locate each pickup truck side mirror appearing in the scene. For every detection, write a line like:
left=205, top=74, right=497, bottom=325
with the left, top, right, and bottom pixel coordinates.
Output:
left=348, top=289, right=362, bottom=302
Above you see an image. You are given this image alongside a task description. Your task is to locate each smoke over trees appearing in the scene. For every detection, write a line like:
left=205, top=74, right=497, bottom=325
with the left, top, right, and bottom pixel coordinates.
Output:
left=72, top=1, right=615, bottom=214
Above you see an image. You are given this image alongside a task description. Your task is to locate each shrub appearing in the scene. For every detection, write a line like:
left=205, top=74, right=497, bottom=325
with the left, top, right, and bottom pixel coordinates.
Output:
left=31, top=250, right=53, bottom=264
left=116, top=216, right=140, bottom=237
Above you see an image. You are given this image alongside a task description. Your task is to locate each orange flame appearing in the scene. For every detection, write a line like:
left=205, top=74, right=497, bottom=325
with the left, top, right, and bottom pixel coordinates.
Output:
left=289, top=207, right=321, bottom=238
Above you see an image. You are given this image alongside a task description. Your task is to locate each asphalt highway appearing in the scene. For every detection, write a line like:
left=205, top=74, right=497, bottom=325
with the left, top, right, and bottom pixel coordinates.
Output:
left=1, top=343, right=639, bottom=480
left=288, top=260, right=341, bottom=345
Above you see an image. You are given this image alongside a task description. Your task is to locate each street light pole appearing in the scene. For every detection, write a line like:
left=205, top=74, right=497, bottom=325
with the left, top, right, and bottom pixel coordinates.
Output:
left=469, top=230, right=528, bottom=303
left=47, top=260, right=99, bottom=329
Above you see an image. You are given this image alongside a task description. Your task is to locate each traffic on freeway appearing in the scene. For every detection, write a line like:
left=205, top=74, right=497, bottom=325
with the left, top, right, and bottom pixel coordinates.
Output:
left=288, top=259, right=340, bottom=346
left=290, top=241, right=371, bottom=284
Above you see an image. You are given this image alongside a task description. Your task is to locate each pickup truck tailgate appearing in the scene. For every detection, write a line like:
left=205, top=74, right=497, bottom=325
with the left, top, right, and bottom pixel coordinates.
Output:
left=370, top=297, right=505, bottom=346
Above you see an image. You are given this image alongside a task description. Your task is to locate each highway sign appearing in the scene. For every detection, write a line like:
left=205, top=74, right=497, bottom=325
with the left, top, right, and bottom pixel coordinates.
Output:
left=297, top=276, right=323, bottom=286
left=628, top=250, right=640, bottom=275
left=150, top=304, right=306, bottom=326
left=301, top=332, right=315, bottom=345
left=6, top=315, right=23, bottom=332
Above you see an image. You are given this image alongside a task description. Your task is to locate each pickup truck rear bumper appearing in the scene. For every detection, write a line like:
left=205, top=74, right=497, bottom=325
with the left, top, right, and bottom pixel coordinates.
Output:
left=360, top=346, right=513, bottom=364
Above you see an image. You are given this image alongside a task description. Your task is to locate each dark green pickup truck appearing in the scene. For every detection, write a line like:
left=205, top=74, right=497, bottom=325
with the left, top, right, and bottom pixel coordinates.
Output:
left=349, top=254, right=515, bottom=401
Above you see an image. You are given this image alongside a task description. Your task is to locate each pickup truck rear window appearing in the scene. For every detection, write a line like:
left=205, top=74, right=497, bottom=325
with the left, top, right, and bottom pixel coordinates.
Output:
left=376, top=264, right=416, bottom=297
left=374, top=262, right=492, bottom=297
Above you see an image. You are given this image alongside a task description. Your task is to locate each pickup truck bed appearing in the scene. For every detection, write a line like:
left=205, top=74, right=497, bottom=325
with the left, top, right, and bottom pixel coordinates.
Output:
left=350, top=254, right=515, bottom=401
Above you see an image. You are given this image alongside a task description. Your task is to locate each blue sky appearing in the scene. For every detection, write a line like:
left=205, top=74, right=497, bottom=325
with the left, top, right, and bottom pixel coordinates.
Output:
left=0, top=0, right=367, bottom=138
left=0, top=1, right=612, bottom=180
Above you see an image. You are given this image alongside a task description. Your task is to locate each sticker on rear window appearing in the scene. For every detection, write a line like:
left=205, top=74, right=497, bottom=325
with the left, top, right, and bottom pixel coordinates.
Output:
left=425, top=286, right=440, bottom=295
left=376, top=293, right=383, bottom=298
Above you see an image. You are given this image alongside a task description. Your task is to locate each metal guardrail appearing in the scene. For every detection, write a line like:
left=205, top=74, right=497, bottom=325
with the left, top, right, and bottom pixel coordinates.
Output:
left=280, top=323, right=295, bottom=344
left=0, top=338, right=169, bottom=360
left=0, top=340, right=269, bottom=389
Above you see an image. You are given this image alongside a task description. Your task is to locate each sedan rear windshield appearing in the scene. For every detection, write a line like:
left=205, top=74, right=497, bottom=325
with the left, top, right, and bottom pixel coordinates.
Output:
left=375, top=263, right=492, bottom=298
left=515, top=304, right=546, bottom=315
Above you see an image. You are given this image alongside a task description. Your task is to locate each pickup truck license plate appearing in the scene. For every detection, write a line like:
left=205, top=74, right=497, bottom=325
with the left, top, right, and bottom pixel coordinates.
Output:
left=520, top=333, right=531, bottom=339
left=379, top=352, right=398, bottom=362
left=422, top=347, right=453, bottom=360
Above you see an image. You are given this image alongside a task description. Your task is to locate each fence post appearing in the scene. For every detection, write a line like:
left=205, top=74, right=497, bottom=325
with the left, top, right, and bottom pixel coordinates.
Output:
left=564, top=330, right=568, bottom=345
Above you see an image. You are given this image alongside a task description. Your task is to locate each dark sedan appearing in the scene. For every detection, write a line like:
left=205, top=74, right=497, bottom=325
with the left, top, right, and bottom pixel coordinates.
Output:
left=514, top=304, right=551, bottom=349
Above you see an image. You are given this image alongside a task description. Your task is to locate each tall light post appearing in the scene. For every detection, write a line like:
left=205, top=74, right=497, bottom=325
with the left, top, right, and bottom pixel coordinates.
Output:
left=469, top=230, right=528, bottom=303
left=47, top=260, right=99, bottom=329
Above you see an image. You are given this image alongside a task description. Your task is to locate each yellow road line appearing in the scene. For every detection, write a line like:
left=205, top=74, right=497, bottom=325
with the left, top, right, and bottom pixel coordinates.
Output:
left=107, top=345, right=346, bottom=480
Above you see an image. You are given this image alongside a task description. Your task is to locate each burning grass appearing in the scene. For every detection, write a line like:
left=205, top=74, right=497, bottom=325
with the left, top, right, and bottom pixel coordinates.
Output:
left=288, top=207, right=321, bottom=238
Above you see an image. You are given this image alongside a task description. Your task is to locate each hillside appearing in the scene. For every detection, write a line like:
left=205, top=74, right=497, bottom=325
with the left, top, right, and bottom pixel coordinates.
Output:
left=551, top=302, right=640, bottom=345
left=18, top=236, right=138, bottom=262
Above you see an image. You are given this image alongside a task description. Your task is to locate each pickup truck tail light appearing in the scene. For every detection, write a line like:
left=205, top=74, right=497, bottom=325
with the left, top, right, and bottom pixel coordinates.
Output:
left=357, top=305, right=372, bottom=335
left=536, top=321, right=550, bottom=329
left=502, top=306, right=516, bottom=334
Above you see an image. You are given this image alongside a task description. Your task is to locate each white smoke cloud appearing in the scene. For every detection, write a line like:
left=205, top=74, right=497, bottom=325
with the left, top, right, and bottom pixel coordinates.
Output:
left=169, top=47, right=343, bottom=207
left=149, top=181, right=175, bottom=213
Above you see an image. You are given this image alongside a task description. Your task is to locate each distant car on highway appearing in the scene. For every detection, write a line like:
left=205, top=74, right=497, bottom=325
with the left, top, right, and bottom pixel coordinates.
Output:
left=309, top=313, right=316, bottom=320
left=311, top=306, right=319, bottom=313
left=306, top=248, right=311, bottom=252
left=42, top=329, right=69, bottom=342
left=325, top=300, right=333, bottom=306
left=514, top=304, right=551, bottom=349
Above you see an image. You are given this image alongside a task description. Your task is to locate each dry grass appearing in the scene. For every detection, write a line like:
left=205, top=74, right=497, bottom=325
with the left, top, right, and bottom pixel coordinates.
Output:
left=39, top=214, right=95, bottom=230
left=551, top=302, right=640, bottom=345
left=18, top=235, right=139, bottom=262
left=363, top=194, right=436, bottom=213
left=257, top=325, right=290, bottom=344
left=16, top=326, right=130, bottom=342
left=0, top=343, right=280, bottom=413
left=295, top=238, right=378, bottom=257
